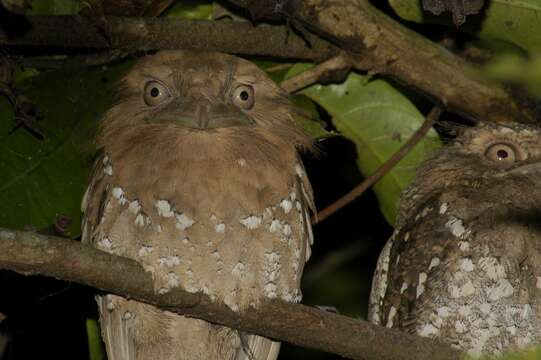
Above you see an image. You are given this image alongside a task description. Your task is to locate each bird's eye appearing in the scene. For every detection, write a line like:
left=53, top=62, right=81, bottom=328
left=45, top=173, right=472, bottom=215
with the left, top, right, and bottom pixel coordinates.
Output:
left=232, top=84, right=255, bottom=110
left=144, top=81, right=171, bottom=106
left=484, top=143, right=518, bottom=163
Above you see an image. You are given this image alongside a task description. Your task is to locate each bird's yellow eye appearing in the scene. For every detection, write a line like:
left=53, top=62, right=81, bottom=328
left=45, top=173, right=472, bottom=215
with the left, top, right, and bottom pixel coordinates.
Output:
left=484, top=143, right=518, bottom=163
left=232, top=84, right=255, bottom=110
left=144, top=81, right=171, bottom=106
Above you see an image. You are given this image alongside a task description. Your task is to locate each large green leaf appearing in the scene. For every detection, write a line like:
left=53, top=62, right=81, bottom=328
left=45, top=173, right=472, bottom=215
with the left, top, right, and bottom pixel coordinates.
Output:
left=290, top=94, right=331, bottom=139
left=484, top=52, right=541, bottom=98
left=0, top=63, right=131, bottom=236
left=286, top=64, right=441, bottom=225
left=389, top=0, right=541, bottom=54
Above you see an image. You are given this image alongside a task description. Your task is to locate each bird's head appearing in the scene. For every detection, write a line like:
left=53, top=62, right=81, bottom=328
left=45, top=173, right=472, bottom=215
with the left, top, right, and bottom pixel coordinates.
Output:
left=98, top=50, right=312, bottom=156
left=118, top=50, right=278, bottom=130
left=398, top=122, right=541, bottom=224
left=438, top=122, right=541, bottom=181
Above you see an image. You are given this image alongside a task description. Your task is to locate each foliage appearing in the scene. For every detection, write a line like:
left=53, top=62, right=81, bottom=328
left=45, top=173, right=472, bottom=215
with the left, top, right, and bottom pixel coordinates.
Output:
left=484, top=53, right=541, bottom=97
left=286, top=64, right=441, bottom=225
left=388, top=0, right=541, bottom=53
left=0, top=64, right=130, bottom=236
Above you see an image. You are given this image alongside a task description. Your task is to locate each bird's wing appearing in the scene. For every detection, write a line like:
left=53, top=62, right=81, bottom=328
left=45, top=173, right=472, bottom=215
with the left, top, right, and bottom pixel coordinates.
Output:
left=81, top=152, right=108, bottom=246
left=368, top=237, right=394, bottom=325
left=235, top=334, right=281, bottom=360
left=295, top=161, right=315, bottom=262
left=97, top=295, right=136, bottom=360
left=373, top=197, right=461, bottom=334
left=82, top=156, right=139, bottom=360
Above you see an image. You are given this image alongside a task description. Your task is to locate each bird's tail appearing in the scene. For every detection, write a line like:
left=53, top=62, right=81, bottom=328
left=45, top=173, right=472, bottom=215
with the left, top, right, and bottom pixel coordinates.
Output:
left=236, top=333, right=281, bottom=360
left=97, top=295, right=136, bottom=360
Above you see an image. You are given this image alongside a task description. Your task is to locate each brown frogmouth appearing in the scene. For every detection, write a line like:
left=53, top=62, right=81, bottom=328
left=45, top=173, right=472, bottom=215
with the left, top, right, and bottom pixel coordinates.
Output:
left=370, top=122, right=541, bottom=356
left=81, top=51, right=315, bottom=360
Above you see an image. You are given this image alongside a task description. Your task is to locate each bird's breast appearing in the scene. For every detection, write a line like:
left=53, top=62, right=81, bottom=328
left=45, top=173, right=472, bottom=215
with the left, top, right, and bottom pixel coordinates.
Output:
left=87, top=151, right=312, bottom=312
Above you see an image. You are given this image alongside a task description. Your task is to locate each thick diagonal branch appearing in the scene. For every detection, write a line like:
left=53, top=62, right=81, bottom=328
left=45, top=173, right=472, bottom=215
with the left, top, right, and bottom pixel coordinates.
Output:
left=0, top=227, right=462, bottom=360
left=227, top=0, right=536, bottom=124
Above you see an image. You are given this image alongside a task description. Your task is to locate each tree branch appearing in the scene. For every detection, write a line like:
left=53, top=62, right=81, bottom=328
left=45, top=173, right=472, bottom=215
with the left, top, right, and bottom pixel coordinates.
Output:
left=280, top=52, right=351, bottom=93
left=0, top=227, right=462, bottom=360
left=0, top=15, right=337, bottom=60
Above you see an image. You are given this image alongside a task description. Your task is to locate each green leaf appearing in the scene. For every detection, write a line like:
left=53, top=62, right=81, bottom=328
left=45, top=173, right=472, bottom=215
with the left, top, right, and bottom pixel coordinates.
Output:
left=86, top=317, right=105, bottom=360
left=0, top=63, right=131, bottom=236
left=484, top=52, right=541, bottom=98
left=29, top=0, right=84, bottom=15
left=286, top=64, right=441, bottom=225
left=13, top=67, right=40, bottom=85
left=164, top=0, right=215, bottom=19
left=388, top=0, right=541, bottom=54
left=290, top=94, right=331, bottom=139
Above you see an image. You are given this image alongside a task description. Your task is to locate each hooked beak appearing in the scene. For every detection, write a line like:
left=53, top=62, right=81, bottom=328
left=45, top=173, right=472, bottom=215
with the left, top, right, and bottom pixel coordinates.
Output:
left=153, top=100, right=254, bottom=130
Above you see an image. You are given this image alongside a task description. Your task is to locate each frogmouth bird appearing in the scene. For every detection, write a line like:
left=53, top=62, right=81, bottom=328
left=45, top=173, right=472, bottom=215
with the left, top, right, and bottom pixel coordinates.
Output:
left=81, top=50, right=315, bottom=360
left=369, top=122, right=541, bottom=356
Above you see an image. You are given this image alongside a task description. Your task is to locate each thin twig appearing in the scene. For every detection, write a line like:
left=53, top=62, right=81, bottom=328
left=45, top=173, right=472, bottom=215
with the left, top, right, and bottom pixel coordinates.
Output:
left=265, top=63, right=294, bottom=73
left=315, top=106, right=443, bottom=224
left=280, top=53, right=351, bottom=93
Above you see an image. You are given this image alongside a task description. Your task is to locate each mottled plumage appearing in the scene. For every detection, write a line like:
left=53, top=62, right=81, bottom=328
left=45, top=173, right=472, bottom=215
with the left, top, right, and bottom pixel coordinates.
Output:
left=81, top=51, right=315, bottom=360
left=369, top=123, right=541, bottom=356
